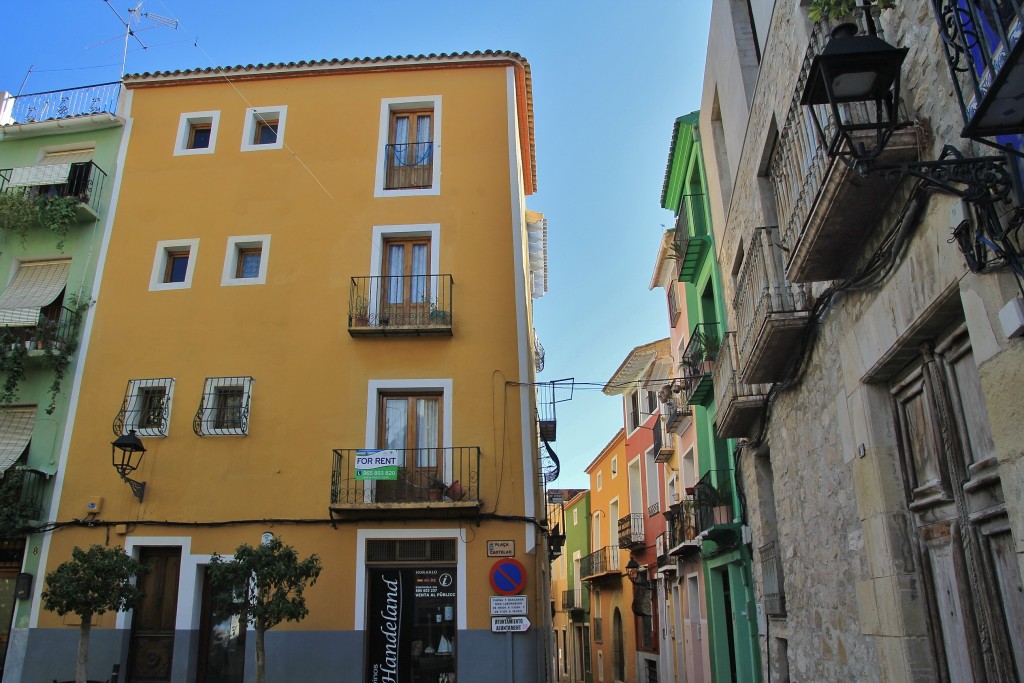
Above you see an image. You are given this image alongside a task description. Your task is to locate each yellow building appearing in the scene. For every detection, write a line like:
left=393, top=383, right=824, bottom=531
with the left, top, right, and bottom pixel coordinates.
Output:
left=581, top=430, right=636, bottom=683
left=21, top=51, right=549, bottom=683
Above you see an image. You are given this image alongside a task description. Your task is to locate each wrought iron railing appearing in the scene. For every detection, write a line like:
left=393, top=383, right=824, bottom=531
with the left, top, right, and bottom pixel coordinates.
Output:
left=694, top=469, right=734, bottom=534
left=384, top=141, right=433, bottom=189
left=2, top=82, right=121, bottom=124
left=672, top=193, right=713, bottom=282
left=933, top=0, right=1024, bottom=133
left=673, top=192, right=710, bottom=240
left=618, top=513, right=644, bottom=548
left=580, top=545, right=620, bottom=579
left=681, top=322, right=721, bottom=406
left=770, top=10, right=905, bottom=271
left=17, top=468, right=49, bottom=521
left=713, top=332, right=771, bottom=432
left=193, top=377, right=253, bottom=436
left=733, top=226, right=811, bottom=367
left=0, top=161, right=108, bottom=217
left=112, top=378, right=174, bottom=437
left=348, top=274, right=453, bottom=333
left=648, top=501, right=660, bottom=517
left=0, top=306, right=80, bottom=352
left=331, top=447, right=480, bottom=505
left=660, top=380, right=692, bottom=431
left=667, top=496, right=698, bottom=550
left=656, top=531, right=670, bottom=567
left=760, top=539, right=787, bottom=616
left=561, top=588, right=588, bottom=611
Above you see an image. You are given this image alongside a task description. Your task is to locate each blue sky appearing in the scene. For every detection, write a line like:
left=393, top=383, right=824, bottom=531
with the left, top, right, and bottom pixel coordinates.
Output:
left=1, top=1, right=712, bottom=489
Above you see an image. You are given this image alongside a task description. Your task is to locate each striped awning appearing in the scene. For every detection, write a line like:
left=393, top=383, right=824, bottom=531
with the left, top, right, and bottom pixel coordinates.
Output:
left=0, top=407, right=35, bottom=474
left=0, top=261, right=71, bottom=327
left=8, top=149, right=93, bottom=187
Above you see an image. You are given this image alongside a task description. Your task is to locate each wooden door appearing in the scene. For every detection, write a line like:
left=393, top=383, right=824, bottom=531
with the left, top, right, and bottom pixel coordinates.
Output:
left=382, top=238, right=430, bottom=326
left=196, top=567, right=246, bottom=683
left=128, top=548, right=180, bottom=683
left=376, top=394, right=442, bottom=502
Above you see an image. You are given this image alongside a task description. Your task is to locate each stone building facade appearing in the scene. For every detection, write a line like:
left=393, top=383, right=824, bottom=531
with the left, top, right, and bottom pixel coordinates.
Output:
left=700, top=1, right=1024, bottom=681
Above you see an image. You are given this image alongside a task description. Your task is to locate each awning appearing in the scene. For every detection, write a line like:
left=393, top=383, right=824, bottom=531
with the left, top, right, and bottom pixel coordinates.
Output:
left=0, top=260, right=71, bottom=327
left=0, top=407, right=35, bottom=474
left=8, top=149, right=93, bottom=187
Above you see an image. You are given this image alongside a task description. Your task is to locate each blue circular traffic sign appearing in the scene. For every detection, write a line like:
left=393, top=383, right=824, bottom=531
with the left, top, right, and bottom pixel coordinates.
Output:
left=490, top=559, right=527, bottom=596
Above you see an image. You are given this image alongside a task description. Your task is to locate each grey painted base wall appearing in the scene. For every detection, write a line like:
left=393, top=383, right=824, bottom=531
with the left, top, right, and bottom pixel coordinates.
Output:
left=5, top=628, right=541, bottom=683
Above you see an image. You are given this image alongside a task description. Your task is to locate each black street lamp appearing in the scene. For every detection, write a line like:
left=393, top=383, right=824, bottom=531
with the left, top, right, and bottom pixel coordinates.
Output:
left=112, top=430, right=147, bottom=502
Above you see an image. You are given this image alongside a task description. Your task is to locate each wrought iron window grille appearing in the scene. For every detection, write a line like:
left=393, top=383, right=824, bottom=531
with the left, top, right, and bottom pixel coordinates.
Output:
left=193, top=376, right=252, bottom=436
left=112, top=378, right=174, bottom=437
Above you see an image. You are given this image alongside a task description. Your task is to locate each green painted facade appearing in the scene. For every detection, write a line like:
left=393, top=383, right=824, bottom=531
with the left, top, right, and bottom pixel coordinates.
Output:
left=0, top=96, right=124, bottom=676
left=662, top=112, right=761, bottom=683
left=564, top=491, right=591, bottom=683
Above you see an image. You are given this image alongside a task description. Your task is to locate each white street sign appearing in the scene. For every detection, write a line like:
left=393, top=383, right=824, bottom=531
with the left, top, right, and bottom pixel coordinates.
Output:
left=491, top=616, right=531, bottom=633
left=490, top=595, right=528, bottom=616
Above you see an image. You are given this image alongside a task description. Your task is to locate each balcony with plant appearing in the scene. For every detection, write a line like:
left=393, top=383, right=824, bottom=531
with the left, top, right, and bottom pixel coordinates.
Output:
left=0, top=162, right=108, bottom=223
left=694, top=469, right=741, bottom=554
left=680, top=322, right=721, bottom=406
left=347, top=274, right=453, bottom=336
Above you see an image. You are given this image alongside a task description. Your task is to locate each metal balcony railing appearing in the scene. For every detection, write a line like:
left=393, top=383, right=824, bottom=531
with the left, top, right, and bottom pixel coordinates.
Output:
left=733, top=226, right=811, bottom=383
left=713, top=332, right=770, bottom=439
left=681, top=322, right=721, bottom=406
left=660, top=380, right=692, bottom=432
left=384, top=141, right=433, bottom=189
left=348, top=274, right=453, bottom=335
left=17, top=468, right=49, bottom=522
left=760, top=539, right=787, bottom=617
left=0, top=161, right=108, bottom=218
left=667, top=496, right=698, bottom=552
left=580, top=546, right=620, bottom=580
left=331, top=447, right=479, bottom=506
left=1, top=82, right=121, bottom=124
left=656, top=531, right=670, bottom=567
left=561, top=589, right=587, bottom=611
left=694, top=469, right=734, bottom=535
left=618, top=513, right=644, bottom=549
left=672, top=193, right=713, bottom=283
left=0, top=306, right=82, bottom=355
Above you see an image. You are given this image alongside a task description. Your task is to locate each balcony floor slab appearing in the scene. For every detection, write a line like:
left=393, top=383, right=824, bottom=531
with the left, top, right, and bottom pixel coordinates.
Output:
left=741, top=310, right=811, bottom=385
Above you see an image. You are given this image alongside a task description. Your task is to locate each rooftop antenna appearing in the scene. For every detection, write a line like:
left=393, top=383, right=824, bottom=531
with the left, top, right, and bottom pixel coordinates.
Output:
left=94, top=0, right=178, bottom=77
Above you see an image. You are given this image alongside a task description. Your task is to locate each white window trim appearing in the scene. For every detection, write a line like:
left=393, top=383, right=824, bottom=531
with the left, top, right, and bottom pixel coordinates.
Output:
left=369, top=224, right=441, bottom=277
left=199, top=376, right=254, bottom=436
left=354, top=527, right=467, bottom=630
left=374, top=95, right=442, bottom=197
left=149, top=238, right=199, bottom=291
left=221, top=234, right=271, bottom=286
left=573, top=507, right=578, bottom=526
left=174, top=111, right=220, bottom=156
left=626, top=390, right=643, bottom=435
left=116, top=536, right=203, bottom=631
left=123, top=378, right=175, bottom=437
left=597, top=471, right=603, bottom=491
left=611, top=455, right=618, bottom=478
left=240, top=105, right=287, bottom=152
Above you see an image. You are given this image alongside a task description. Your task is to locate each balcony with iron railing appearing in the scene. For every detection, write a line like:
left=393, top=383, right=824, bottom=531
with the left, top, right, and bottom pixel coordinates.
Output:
left=1, top=82, right=121, bottom=125
left=694, top=470, right=738, bottom=546
left=618, top=513, right=645, bottom=549
left=659, top=379, right=693, bottom=434
left=347, top=274, right=453, bottom=336
left=1, top=306, right=82, bottom=359
left=667, top=496, right=699, bottom=558
left=760, top=539, right=787, bottom=617
left=16, top=467, right=49, bottom=522
left=384, top=141, right=433, bottom=190
left=934, top=0, right=1024, bottom=138
left=770, top=11, right=919, bottom=283
left=561, top=588, right=588, bottom=612
left=329, top=447, right=480, bottom=518
left=671, top=193, right=713, bottom=284
left=652, top=417, right=673, bottom=464
left=733, top=226, right=812, bottom=384
left=580, top=545, right=621, bottom=581
left=714, top=332, right=770, bottom=439
left=656, top=531, right=670, bottom=568
left=0, top=161, right=108, bottom=219
left=681, top=322, right=721, bottom=407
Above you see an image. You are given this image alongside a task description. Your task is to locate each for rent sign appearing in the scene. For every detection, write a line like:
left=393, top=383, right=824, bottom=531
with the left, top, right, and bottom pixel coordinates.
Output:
left=355, top=449, right=400, bottom=480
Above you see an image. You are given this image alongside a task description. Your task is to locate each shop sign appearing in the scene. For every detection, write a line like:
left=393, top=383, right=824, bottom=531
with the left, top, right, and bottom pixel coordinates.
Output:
left=490, top=595, right=528, bottom=616
left=491, top=616, right=531, bottom=632
left=487, top=540, right=515, bottom=557
left=355, top=449, right=400, bottom=480
left=365, top=569, right=415, bottom=683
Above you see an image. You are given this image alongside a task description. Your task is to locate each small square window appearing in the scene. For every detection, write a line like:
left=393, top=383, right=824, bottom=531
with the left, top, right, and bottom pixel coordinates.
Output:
left=175, top=111, right=220, bottom=156
left=194, top=377, right=253, bottom=436
left=241, top=106, right=286, bottom=151
left=115, top=379, right=174, bottom=437
left=222, top=235, right=270, bottom=286
left=150, top=239, right=199, bottom=291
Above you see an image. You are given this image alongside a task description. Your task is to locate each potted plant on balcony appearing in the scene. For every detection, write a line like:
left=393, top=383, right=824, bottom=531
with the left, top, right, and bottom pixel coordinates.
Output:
left=0, top=189, right=79, bottom=251
left=350, top=295, right=371, bottom=327
left=428, top=299, right=449, bottom=325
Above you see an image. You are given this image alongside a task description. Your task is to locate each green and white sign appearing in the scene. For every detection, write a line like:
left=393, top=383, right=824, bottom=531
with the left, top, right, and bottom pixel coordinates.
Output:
left=355, top=449, right=400, bottom=480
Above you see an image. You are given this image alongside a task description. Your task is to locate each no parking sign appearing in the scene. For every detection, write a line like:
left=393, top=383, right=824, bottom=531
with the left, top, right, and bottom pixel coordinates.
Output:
left=489, top=558, right=527, bottom=596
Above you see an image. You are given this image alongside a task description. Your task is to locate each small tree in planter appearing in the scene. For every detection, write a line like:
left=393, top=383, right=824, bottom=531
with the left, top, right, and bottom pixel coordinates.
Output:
left=41, top=545, right=147, bottom=683
left=807, top=0, right=895, bottom=21
left=207, top=536, right=322, bottom=683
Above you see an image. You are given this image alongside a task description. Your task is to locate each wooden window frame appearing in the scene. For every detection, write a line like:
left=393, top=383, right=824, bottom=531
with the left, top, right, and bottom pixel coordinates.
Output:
left=188, top=123, right=212, bottom=150
left=235, top=247, right=263, bottom=279
left=164, top=250, right=190, bottom=284
left=253, top=119, right=278, bottom=146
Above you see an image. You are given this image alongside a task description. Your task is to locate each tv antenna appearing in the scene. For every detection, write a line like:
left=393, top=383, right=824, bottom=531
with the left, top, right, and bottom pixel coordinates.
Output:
left=93, top=1, right=179, bottom=77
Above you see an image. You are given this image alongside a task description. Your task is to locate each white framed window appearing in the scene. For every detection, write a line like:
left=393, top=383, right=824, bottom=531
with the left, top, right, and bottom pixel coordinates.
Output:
left=573, top=507, right=578, bottom=526
left=597, top=471, right=603, bottom=491
left=116, top=378, right=175, bottom=437
left=240, top=106, right=287, bottom=152
left=149, top=238, right=199, bottom=291
left=174, top=111, right=220, bottom=156
left=194, top=376, right=253, bottom=436
left=598, top=651, right=604, bottom=681
left=221, top=235, right=271, bottom=286
left=627, top=391, right=641, bottom=432
left=374, top=96, right=442, bottom=197
left=611, top=455, right=618, bottom=478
